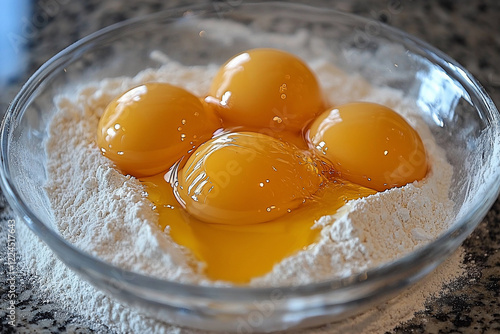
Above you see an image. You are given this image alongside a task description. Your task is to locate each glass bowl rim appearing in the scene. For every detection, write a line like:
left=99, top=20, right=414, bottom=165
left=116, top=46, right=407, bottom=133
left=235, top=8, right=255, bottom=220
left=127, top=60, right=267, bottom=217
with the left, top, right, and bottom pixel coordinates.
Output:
left=1, top=1, right=499, bottom=301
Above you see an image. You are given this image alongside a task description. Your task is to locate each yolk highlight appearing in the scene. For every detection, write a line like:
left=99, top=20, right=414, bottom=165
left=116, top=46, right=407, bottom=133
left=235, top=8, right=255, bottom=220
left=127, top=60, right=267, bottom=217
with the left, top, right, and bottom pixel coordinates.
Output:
left=307, top=102, right=428, bottom=191
left=142, top=172, right=375, bottom=283
left=207, top=48, right=325, bottom=133
left=97, top=83, right=221, bottom=177
left=174, top=132, right=324, bottom=225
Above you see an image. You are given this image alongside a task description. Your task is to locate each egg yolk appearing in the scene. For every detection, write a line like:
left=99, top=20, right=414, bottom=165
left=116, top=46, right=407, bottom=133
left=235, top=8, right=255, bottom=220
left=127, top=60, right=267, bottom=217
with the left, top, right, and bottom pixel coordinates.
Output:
left=207, top=48, right=325, bottom=133
left=174, top=132, right=324, bottom=225
left=306, top=102, right=428, bottom=191
left=143, top=171, right=375, bottom=283
left=97, top=83, right=221, bottom=177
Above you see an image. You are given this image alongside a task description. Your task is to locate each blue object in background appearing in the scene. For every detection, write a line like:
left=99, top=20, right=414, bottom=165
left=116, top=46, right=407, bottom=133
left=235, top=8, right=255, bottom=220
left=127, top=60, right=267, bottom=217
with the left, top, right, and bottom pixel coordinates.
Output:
left=0, top=0, right=31, bottom=85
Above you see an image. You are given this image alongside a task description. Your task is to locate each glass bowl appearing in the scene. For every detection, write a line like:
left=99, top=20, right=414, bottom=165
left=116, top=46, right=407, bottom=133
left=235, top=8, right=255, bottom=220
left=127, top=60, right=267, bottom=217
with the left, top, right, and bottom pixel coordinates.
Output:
left=1, top=2, right=499, bottom=332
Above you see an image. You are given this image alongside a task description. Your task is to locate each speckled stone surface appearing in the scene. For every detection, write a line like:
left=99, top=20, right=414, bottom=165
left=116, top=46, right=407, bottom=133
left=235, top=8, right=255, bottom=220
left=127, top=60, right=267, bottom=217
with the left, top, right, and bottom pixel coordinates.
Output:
left=0, top=0, right=499, bottom=333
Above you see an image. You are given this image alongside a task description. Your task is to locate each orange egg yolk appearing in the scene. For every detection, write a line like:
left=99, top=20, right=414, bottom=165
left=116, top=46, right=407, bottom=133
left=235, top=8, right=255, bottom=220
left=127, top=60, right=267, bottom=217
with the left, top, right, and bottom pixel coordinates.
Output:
left=306, top=102, right=428, bottom=191
left=97, top=83, right=221, bottom=177
left=207, top=48, right=325, bottom=133
left=174, top=132, right=324, bottom=225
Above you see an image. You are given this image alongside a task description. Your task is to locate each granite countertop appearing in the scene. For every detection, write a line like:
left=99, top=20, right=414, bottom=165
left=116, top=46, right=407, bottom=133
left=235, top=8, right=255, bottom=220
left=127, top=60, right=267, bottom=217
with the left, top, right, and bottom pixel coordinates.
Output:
left=1, top=0, right=499, bottom=333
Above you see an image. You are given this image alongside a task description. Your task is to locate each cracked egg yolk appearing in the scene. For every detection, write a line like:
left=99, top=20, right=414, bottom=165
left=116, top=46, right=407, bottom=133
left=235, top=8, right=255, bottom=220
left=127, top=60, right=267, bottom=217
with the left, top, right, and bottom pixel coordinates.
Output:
left=97, top=82, right=221, bottom=178
left=306, top=102, right=428, bottom=191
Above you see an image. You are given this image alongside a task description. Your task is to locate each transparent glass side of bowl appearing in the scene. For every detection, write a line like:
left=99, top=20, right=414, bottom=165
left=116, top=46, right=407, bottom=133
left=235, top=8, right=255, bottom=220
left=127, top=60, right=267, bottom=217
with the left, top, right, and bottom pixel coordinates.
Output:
left=2, top=4, right=500, bottom=332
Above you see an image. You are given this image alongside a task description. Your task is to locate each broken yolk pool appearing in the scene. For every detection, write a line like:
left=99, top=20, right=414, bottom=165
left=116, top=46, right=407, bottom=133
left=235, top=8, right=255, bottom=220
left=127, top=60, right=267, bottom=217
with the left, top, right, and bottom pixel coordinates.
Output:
left=143, top=169, right=374, bottom=283
left=96, top=48, right=428, bottom=284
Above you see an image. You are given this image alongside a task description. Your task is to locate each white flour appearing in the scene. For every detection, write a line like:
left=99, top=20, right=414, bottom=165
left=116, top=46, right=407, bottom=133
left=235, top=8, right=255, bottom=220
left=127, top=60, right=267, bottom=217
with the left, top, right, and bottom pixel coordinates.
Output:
left=18, top=48, right=462, bottom=332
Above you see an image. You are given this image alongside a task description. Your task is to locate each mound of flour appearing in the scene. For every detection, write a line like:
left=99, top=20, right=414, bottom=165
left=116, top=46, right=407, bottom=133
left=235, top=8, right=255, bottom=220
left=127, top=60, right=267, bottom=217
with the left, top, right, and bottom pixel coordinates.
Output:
left=43, top=54, right=454, bottom=287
